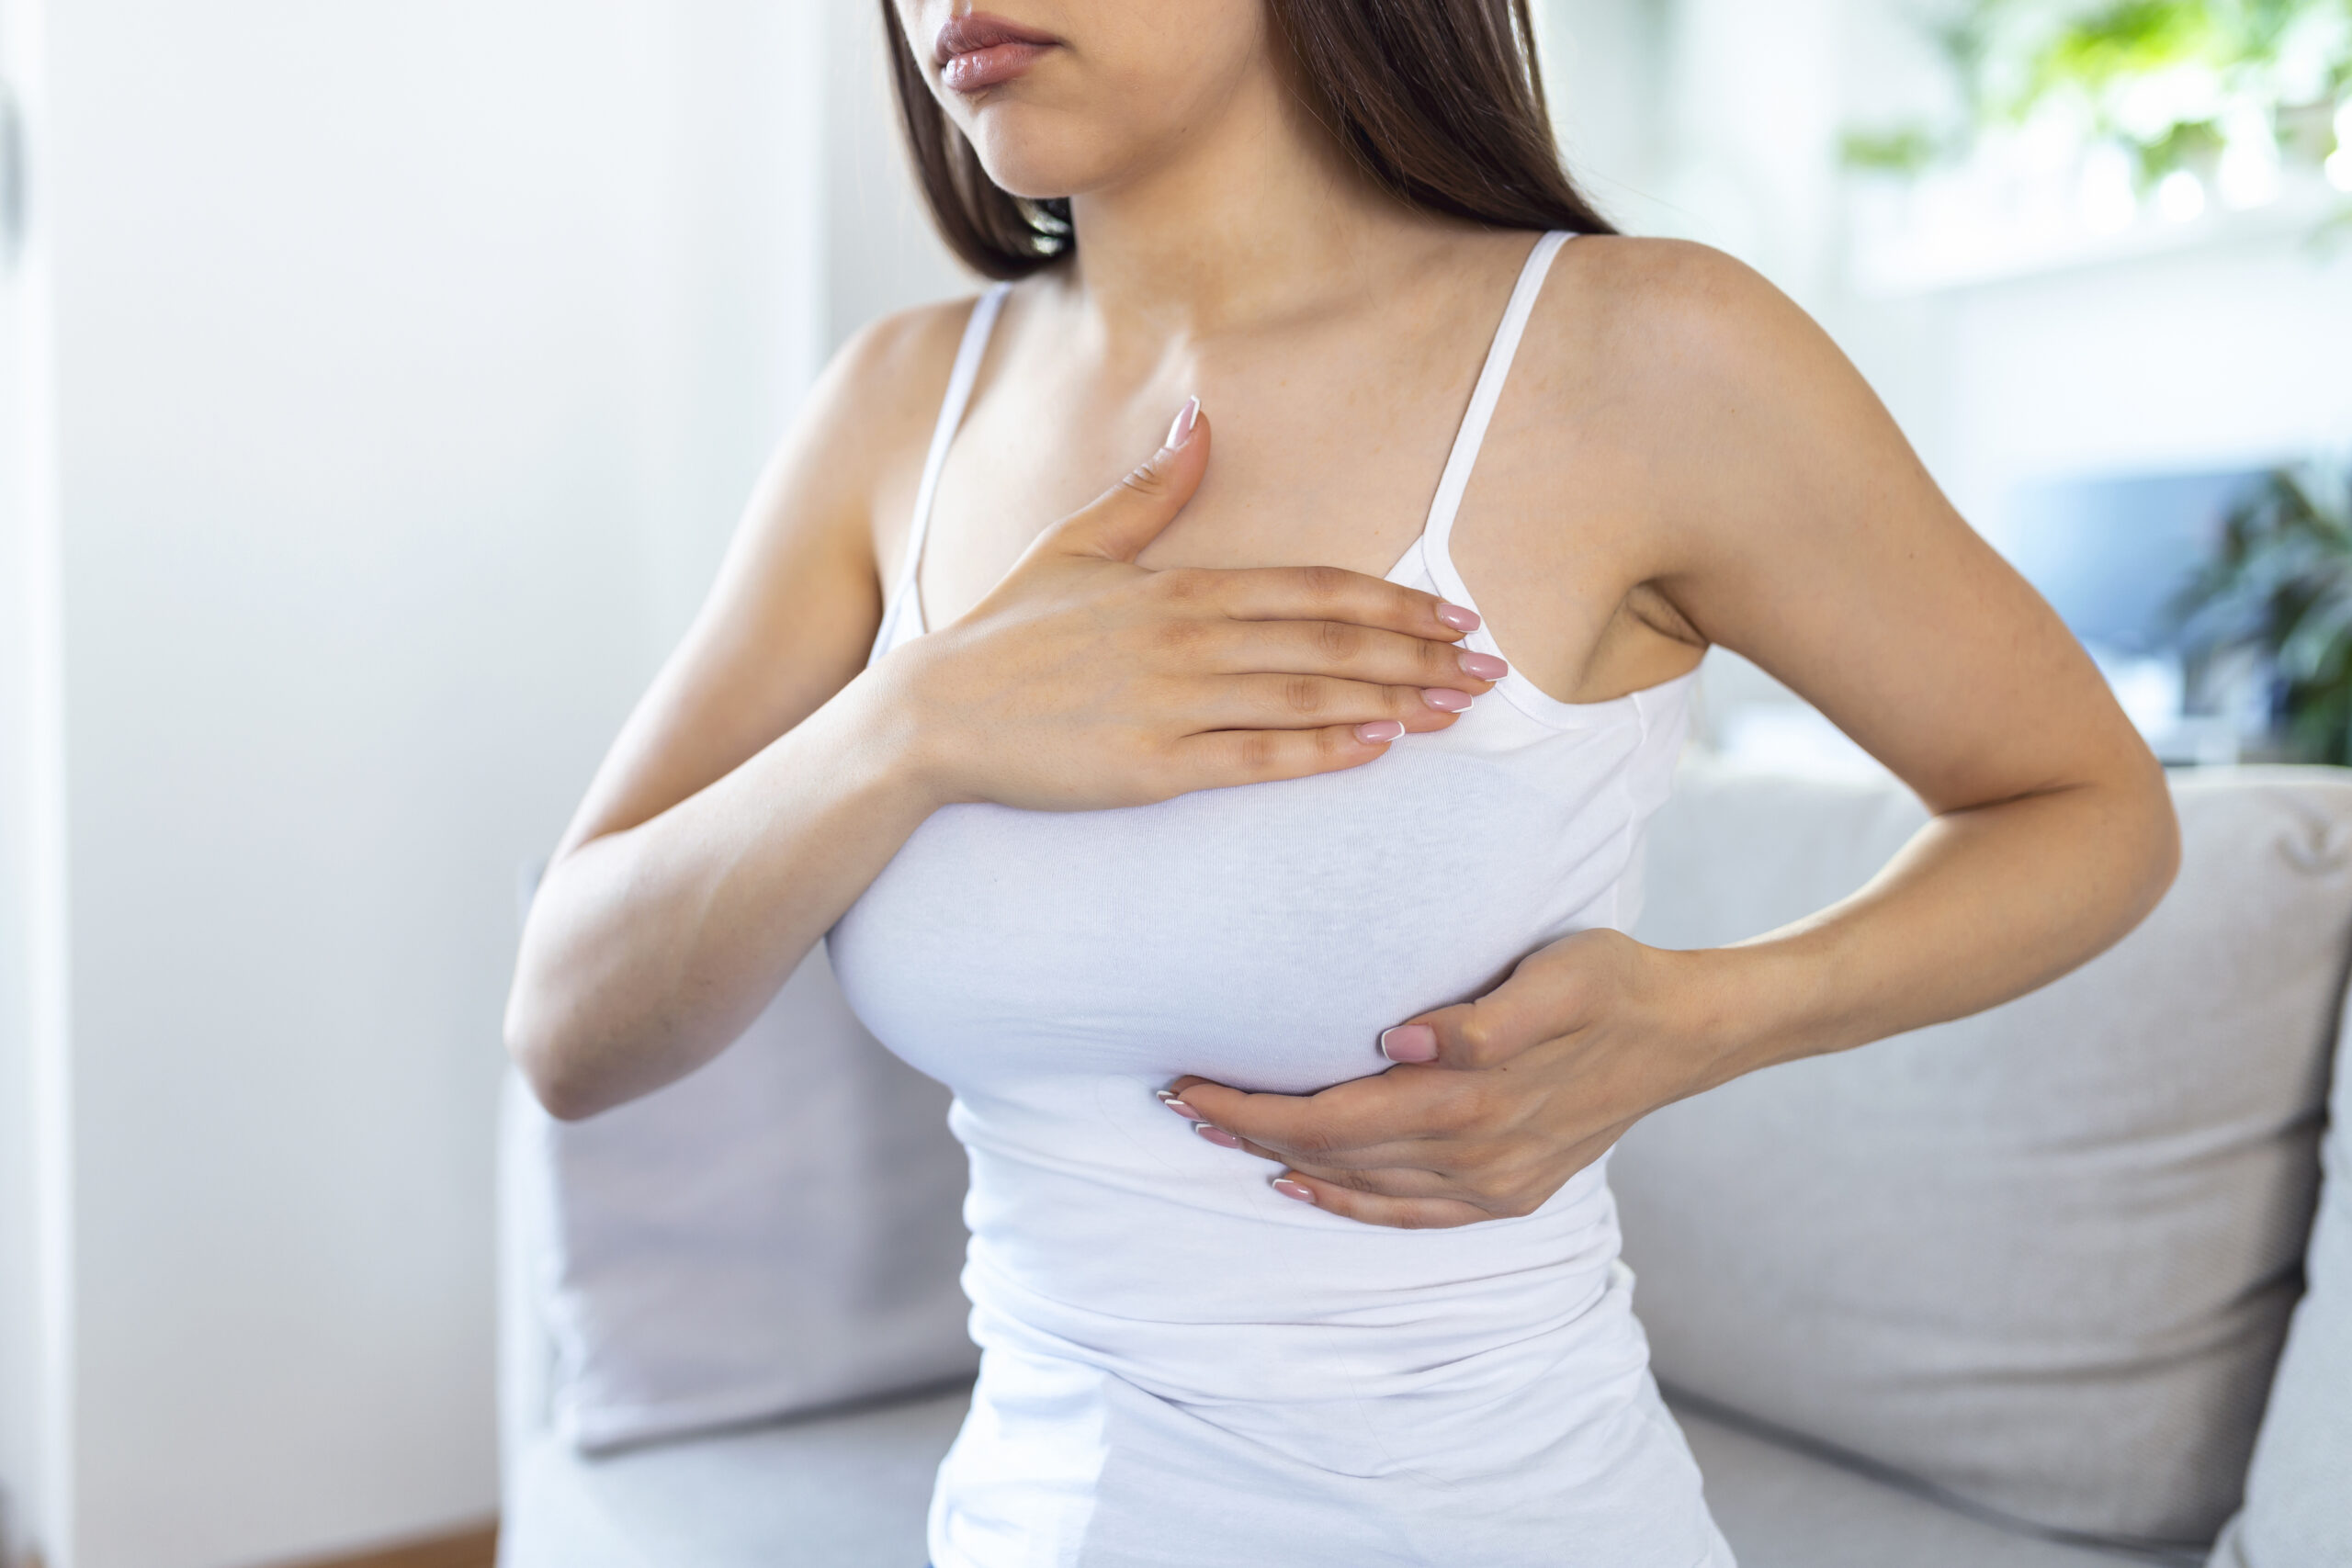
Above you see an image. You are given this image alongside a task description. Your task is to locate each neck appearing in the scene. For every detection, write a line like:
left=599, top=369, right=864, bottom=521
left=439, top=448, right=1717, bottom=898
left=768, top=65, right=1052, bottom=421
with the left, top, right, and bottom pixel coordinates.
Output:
left=1060, top=56, right=1446, bottom=340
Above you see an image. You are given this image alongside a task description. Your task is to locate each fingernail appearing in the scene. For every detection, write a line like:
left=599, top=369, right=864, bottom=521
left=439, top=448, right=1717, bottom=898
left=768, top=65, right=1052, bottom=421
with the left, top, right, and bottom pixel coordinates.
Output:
left=1165, top=396, right=1200, bottom=450
left=1194, top=1123, right=1244, bottom=1149
left=1421, top=689, right=1474, bottom=713
left=1458, top=651, right=1509, bottom=681
left=1355, top=720, right=1407, bottom=744
left=1272, top=1179, right=1317, bottom=1205
left=1380, top=1025, right=1440, bottom=1064
left=1159, top=1096, right=1202, bottom=1121
left=1435, top=602, right=1481, bottom=633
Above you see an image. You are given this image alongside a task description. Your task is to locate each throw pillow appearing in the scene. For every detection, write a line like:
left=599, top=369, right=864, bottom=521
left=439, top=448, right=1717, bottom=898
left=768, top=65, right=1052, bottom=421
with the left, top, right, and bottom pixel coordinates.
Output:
left=1617, top=763, right=2349, bottom=1548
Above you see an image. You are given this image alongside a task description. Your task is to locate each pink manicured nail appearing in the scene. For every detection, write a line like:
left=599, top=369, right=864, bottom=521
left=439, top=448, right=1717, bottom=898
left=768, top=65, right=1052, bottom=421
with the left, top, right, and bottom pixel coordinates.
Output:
left=1159, top=1096, right=1202, bottom=1121
left=1380, top=1025, right=1440, bottom=1064
left=1272, top=1179, right=1317, bottom=1205
left=1458, top=651, right=1509, bottom=681
left=1165, top=396, right=1200, bottom=450
left=1356, top=720, right=1407, bottom=744
left=1435, top=602, right=1481, bottom=633
left=1194, top=1124, right=1244, bottom=1149
left=1421, top=689, right=1473, bottom=713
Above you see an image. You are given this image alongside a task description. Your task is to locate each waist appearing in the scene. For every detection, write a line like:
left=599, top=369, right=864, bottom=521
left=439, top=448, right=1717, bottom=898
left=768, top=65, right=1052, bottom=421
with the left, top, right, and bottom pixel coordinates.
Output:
left=952, top=1089, right=1628, bottom=1407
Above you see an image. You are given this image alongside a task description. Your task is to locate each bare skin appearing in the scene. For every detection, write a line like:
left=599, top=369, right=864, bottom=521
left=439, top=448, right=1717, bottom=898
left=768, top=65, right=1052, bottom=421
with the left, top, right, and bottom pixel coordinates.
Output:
left=504, top=0, right=2180, bottom=1229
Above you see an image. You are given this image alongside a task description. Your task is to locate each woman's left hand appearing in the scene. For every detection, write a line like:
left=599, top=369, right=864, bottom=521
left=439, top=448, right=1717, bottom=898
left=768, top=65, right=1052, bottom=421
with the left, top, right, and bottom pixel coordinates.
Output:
left=1166, top=928, right=1728, bottom=1229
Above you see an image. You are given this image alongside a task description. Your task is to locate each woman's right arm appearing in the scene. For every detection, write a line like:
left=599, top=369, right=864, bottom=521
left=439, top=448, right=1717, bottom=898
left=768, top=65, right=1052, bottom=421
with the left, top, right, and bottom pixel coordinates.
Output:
left=503, top=307, right=959, bottom=1120
left=505, top=302, right=1494, bottom=1121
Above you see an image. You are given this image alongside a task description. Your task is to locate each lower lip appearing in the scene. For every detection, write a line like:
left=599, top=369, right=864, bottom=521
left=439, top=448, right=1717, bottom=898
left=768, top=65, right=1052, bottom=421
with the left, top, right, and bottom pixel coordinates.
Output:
left=942, top=41, right=1051, bottom=93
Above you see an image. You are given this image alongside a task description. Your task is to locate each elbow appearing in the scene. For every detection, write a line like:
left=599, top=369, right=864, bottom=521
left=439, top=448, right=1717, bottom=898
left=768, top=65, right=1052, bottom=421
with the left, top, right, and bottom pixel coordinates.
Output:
left=2120, top=748, right=2184, bottom=931
left=2144, top=789, right=2184, bottom=919
left=503, top=988, right=617, bottom=1124
left=2149, top=783, right=2184, bottom=899
left=522, top=1063, right=610, bottom=1126
left=504, top=880, right=638, bottom=1122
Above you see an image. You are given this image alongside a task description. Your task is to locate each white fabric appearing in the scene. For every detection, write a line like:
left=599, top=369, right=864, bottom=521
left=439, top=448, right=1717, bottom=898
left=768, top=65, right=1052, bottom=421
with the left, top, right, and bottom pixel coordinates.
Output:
left=1618, top=757, right=2351, bottom=1550
left=519, top=942, right=977, bottom=1452
left=829, top=233, right=1732, bottom=1568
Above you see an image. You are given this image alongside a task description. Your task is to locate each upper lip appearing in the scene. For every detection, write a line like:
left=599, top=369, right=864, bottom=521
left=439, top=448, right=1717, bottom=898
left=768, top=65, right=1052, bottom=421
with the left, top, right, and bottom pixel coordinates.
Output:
left=933, top=12, right=1060, bottom=66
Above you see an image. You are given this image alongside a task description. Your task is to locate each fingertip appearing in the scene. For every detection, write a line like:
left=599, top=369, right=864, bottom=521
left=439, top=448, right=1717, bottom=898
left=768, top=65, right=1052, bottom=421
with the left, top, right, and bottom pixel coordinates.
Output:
left=1155, top=1089, right=1204, bottom=1121
left=1271, top=1176, right=1319, bottom=1206
left=1379, top=1024, right=1441, bottom=1064
left=1457, top=650, right=1510, bottom=682
left=1164, top=395, right=1201, bottom=451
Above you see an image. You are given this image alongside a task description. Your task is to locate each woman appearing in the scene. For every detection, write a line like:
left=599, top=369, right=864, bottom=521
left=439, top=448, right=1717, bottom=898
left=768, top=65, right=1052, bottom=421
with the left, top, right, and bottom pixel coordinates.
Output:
left=505, top=2, right=2180, bottom=1563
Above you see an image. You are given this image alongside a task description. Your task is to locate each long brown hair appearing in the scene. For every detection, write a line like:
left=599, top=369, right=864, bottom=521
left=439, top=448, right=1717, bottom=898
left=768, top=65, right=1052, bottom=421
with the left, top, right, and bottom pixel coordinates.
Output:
left=880, top=0, right=1618, bottom=280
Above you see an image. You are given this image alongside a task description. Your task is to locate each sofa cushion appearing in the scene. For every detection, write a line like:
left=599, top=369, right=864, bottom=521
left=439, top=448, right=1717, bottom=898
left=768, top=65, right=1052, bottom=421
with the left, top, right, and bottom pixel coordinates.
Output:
left=499, top=1382, right=970, bottom=1568
left=1672, top=1399, right=2162, bottom=1568
left=519, top=942, right=977, bottom=1451
left=497, top=1380, right=2157, bottom=1568
left=1617, top=763, right=2348, bottom=1548
left=2207, top=963, right=2352, bottom=1567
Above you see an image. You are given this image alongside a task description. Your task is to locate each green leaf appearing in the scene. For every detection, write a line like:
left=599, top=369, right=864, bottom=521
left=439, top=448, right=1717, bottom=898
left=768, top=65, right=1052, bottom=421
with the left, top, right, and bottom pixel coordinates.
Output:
left=1841, top=125, right=1952, bottom=172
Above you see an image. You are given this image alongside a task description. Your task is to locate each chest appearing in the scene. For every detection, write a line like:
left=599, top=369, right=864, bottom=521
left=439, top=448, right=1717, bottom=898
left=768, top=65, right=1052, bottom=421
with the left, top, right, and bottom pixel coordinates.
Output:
left=881, top=312, right=1644, bottom=703
left=827, top=701, right=1662, bottom=1098
left=919, top=323, right=1477, bottom=617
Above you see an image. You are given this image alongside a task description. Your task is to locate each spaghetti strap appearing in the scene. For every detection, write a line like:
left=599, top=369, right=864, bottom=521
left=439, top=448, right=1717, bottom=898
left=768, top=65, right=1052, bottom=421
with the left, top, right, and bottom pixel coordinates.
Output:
left=882, top=283, right=1012, bottom=643
left=1411, top=231, right=1572, bottom=631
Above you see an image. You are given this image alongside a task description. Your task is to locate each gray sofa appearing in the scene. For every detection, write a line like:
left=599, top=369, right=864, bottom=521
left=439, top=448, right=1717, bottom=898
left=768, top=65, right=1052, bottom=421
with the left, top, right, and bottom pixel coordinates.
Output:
left=498, top=762, right=2351, bottom=1567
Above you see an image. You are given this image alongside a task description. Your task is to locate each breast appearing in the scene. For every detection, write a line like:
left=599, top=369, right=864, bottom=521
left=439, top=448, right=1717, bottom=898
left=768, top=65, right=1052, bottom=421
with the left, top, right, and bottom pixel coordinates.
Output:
left=828, top=705, right=1660, bottom=1099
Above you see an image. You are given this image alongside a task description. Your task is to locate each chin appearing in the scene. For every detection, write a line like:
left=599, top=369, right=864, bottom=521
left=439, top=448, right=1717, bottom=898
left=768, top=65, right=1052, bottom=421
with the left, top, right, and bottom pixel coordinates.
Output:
left=960, top=109, right=1131, bottom=202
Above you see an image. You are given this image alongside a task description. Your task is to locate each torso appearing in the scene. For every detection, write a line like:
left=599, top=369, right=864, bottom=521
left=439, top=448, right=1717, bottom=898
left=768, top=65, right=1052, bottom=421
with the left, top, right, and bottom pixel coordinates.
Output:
left=870, top=226, right=1708, bottom=708
left=828, top=232, right=1729, bottom=1567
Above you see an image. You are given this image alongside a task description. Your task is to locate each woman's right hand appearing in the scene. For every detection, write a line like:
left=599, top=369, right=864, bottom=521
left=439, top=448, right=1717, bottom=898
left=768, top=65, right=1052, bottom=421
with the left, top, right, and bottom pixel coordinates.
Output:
left=883, top=400, right=1507, bottom=813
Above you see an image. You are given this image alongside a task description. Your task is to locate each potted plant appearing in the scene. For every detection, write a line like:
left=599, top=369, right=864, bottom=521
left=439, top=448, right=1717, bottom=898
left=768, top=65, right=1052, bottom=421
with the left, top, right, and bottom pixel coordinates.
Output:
left=2171, top=463, right=2352, bottom=764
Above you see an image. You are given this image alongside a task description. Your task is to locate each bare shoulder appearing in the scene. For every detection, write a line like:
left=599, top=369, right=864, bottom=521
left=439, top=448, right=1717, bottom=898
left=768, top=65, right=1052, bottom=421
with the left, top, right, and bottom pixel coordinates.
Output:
left=828, top=293, right=988, bottom=409
left=804, top=294, right=992, bottom=502
left=1524, top=236, right=1928, bottom=553
left=665, top=290, right=998, bottom=670
left=723, top=289, right=1000, bottom=601
left=1554, top=234, right=1781, bottom=309
left=1536, top=236, right=1838, bottom=411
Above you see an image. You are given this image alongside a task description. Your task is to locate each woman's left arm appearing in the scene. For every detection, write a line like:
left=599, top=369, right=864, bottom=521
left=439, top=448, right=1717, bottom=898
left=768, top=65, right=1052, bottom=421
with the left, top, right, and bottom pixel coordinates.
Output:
left=1171, top=240, right=2182, bottom=1229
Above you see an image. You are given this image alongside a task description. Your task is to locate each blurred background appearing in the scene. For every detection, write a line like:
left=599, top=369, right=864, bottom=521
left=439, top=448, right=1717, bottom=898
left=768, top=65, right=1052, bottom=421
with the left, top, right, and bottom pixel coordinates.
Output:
left=0, top=2, right=2345, bottom=1565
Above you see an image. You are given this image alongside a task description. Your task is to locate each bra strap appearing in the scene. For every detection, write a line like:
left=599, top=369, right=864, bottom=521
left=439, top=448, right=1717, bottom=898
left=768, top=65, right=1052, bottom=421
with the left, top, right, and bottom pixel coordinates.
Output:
left=1419, top=231, right=1572, bottom=566
left=888, top=283, right=1012, bottom=627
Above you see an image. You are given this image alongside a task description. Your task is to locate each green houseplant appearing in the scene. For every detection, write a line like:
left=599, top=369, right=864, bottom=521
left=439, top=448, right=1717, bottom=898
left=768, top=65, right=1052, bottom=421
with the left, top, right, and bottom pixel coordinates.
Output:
left=1843, top=0, right=2352, bottom=196
left=2171, top=464, right=2352, bottom=763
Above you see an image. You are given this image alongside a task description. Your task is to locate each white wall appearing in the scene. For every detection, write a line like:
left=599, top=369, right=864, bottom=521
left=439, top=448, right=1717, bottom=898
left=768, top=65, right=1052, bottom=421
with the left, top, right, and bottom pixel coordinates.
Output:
left=1943, top=241, right=2352, bottom=545
left=821, top=1, right=972, bottom=355
left=0, top=2, right=67, bottom=1561
left=2, top=3, right=823, bottom=1565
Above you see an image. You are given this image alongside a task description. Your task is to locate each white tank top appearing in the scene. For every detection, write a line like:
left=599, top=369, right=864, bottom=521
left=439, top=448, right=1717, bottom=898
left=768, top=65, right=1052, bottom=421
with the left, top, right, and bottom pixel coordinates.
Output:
left=829, top=233, right=1732, bottom=1568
